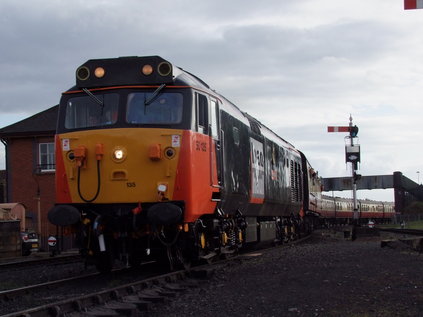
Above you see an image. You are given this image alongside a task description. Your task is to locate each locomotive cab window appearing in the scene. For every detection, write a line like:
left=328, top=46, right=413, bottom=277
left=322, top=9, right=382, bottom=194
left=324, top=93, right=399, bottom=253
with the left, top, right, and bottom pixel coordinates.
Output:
left=210, top=99, right=219, bottom=139
left=65, top=93, right=119, bottom=130
left=196, top=93, right=209, bottom=134
left=126, top=92, right=183, bottom=125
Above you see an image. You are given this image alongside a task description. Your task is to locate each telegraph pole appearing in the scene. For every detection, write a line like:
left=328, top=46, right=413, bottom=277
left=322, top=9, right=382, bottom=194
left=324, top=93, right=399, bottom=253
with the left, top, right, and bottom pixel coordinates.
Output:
left=328, top=115, right=361, bottom=224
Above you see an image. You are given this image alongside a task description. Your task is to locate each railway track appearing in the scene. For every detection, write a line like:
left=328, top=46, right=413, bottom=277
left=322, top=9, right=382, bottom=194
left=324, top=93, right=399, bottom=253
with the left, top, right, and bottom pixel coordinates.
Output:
left=0, top=260, right=160, bottom=316
left=0, top=253, right=82, bottom=270
left=1, top=235, right=311, bottom=316
left=379, top=227, right=423, bottom=254
left=379, top=228, right=423, bottom=236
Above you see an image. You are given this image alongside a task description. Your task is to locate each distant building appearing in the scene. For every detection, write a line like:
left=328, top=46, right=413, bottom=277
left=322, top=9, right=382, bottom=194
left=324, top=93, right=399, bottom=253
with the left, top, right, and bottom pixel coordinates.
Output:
left=0, top=106, right=59, bottom=249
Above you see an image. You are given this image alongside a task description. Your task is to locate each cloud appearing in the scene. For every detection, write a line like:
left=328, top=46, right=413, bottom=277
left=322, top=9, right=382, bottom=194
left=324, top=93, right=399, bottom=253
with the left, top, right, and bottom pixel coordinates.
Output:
left=1, top=0, right=422, bottom=202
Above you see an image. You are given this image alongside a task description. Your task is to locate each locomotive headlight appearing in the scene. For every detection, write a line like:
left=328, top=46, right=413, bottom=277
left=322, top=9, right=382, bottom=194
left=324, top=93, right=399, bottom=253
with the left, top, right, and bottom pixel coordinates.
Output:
left=94, top=67, right=105, bottom=78
left=112, top=147, right=127, bottom=162
left=115, top=150, right=123, bottom=159
left=142, top=64, right=153, bottom=76
left=157, top=184, right=167, bottom=192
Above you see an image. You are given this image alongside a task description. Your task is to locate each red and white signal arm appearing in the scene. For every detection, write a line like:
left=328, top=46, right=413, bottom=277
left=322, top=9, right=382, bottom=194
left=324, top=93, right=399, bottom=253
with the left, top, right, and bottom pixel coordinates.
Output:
left=405, top=0, right=423, bottom=10
left=48, top=235, right=57, bottom=247
left=327, top=126, right=350, bottom=133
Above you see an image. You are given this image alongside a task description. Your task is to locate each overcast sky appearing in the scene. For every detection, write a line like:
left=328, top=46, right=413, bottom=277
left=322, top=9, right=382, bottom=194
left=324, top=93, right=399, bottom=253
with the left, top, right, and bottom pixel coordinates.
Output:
left=1, top=0, right=422, bottom=202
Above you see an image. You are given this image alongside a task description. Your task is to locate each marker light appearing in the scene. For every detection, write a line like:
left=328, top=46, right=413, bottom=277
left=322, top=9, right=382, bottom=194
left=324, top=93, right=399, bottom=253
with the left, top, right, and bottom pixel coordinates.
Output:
left=164, top=147, right=176, bottom=159
left=157, top=62, right=172, bottom=76
left=94, top=67, right=105, bottom=78
left=142, top=64, right=153, bottom=76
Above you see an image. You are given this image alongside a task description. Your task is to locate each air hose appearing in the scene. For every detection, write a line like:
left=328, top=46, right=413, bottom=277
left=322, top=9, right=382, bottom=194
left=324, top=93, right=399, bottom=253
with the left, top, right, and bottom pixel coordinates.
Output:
left=77, top=160, right=101, bottom=203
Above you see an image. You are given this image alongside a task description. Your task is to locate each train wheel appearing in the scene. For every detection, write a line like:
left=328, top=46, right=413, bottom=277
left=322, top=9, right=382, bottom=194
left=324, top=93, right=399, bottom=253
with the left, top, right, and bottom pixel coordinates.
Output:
left=95, top=251, right=114, bottom=273
left=172, top=233, right=197, bottom=270
left=129, top=251, right=143, bottom=268
left=94, top=234, right=114, bottom=273
left=128, top=237, right=148, bottom=268
left=175, top=244, right=192, bottom=270
left=164, top=245, right=192, bottom=271
left=220, top=245, right=237, bottom=260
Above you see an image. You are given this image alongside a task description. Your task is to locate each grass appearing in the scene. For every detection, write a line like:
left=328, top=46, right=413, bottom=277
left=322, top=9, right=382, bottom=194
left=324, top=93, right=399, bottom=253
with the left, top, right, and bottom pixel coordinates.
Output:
left=404, top=220, right=423, bottom=229
left=378, top=220, right=423, bottom=230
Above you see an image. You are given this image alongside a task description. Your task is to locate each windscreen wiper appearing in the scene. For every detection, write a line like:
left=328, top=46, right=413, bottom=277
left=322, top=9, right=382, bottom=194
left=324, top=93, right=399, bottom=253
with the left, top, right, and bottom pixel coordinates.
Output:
left=82, top=88, right=104, bottom=107
left=144, top=84, right=166, bottom=106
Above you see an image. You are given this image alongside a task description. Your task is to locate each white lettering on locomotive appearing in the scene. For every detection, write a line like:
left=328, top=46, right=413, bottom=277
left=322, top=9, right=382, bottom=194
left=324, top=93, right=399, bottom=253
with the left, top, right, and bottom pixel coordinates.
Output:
left=250, top=138, right=265, bottom=199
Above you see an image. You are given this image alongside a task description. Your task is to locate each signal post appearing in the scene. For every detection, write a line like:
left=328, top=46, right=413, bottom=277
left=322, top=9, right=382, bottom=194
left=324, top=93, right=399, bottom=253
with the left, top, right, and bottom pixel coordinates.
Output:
left=328, top=115, right=360, bottom=223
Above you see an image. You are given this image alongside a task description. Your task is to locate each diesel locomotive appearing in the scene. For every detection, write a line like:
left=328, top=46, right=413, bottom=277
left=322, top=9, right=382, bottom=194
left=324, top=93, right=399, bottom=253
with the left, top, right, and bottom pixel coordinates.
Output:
left=48, top=56, right=394, bottom=271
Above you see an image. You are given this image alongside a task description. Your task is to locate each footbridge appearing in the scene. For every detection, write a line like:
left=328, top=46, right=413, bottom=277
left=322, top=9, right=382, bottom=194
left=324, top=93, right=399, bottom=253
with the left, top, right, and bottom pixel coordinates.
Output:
left=322, top=172, right=423, bottom=213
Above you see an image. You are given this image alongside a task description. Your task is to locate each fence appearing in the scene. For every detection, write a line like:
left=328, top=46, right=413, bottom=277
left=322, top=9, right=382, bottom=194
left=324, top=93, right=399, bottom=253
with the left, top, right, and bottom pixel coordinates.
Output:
left=392, top=213, right=423, bottom=224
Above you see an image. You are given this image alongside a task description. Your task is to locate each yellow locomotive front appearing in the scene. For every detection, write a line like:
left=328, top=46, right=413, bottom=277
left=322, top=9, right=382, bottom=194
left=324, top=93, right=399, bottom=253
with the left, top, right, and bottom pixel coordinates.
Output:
left=49, top=56, right=220, bottom=271
left=56, top=96, right=184, bottom=206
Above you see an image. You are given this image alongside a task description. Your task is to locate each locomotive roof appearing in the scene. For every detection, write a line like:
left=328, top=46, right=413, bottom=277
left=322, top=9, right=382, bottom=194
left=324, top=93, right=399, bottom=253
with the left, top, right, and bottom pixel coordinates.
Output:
left=71, top=55, right=299, bottom=154
left=170, top=66, right=298, bottom=152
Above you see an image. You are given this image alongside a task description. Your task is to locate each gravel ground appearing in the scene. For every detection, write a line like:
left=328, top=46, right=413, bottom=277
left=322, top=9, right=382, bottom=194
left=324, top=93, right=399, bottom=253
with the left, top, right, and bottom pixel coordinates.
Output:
left=1, top=231, right=422, bottom=316
left=0, top=255, right=94, bottom=291
left=151, top=231, right=423, bottom=317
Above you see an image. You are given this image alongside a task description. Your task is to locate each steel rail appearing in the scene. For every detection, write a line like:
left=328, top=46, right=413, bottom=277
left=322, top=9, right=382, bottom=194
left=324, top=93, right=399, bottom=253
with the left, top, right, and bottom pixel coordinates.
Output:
left=0, top=254, right=82, bottom=270
left=2, top=235, right=312, bottom=316
left=379, top=228, right=423, bottom=236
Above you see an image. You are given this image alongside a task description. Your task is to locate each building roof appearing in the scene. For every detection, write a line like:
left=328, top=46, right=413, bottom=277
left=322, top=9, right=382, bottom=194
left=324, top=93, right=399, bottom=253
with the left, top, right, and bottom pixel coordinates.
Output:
left=0, top=105, right=58, bottom=138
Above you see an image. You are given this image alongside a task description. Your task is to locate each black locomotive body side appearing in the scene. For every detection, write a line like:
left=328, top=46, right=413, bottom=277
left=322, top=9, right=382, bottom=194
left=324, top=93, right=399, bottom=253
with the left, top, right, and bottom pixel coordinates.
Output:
left=218, top=110, right=250, bottom=214
left=217, top=96, right=303, bottom=218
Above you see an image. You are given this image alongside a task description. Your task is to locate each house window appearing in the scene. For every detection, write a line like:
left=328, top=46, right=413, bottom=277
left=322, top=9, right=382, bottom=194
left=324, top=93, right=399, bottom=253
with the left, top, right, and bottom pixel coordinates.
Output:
left=39, top=143, right=55, bottom=172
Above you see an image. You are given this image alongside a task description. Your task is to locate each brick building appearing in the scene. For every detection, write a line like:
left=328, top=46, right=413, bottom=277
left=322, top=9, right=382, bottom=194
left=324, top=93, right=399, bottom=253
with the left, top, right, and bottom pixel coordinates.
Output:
left=0, top=106, right=58, bottom=249
left=0, top=170, right=6, bottom=203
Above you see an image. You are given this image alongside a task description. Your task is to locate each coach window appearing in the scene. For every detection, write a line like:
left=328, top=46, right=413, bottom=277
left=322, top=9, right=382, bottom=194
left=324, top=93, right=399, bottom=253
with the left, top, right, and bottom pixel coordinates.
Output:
left=196, top=93, right=208, bottom=134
